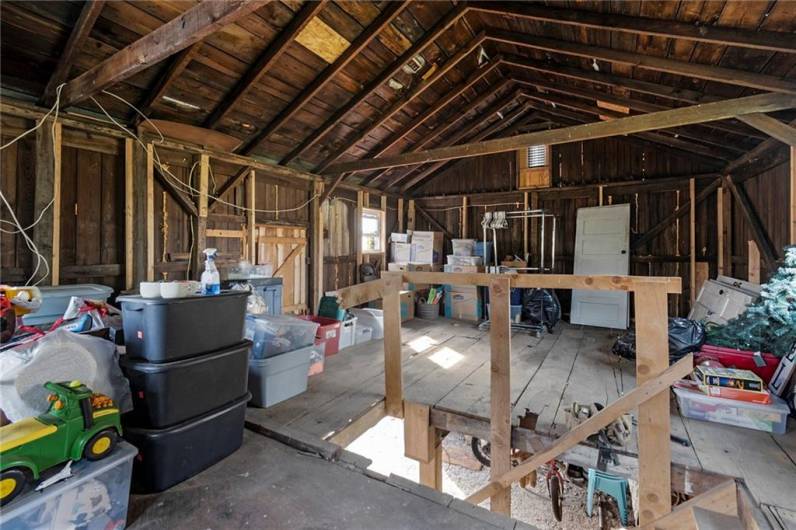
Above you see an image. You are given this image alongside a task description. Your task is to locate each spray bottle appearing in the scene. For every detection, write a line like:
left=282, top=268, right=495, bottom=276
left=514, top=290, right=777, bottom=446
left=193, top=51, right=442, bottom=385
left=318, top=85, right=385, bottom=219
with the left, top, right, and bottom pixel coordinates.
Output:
left=201, top=248, right=220, bottom=295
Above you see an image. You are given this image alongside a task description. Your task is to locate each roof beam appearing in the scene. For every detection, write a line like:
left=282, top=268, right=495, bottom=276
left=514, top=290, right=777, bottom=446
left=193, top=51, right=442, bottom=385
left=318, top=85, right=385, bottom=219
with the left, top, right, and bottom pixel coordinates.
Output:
left=737, top=114, right=796, bottom=146
left=41, top=0, right=106, bottom=106
left=314, top=32, right=488, bottom=173
left=279, top=3, right=468, bottom=166
left=324, top=92, right=796, bottom=174
left=723, top=175, right=779, bottom=267
left=204, top=1, right=327, bottom=130
left=238, top=1, right=408, bottom=155
left=488, top=29, right=796, bottom=95
left=725, top=118, right=796, bottom=174
left=60, top=0, right=268, bottom=107
left=469, top=1, right=796, bottom=54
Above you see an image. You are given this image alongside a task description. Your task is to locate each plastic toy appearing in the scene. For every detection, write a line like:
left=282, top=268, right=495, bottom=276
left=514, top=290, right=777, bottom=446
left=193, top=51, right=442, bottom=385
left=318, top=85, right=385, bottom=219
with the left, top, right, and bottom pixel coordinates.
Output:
left=0, top=381, right=121, bottom=506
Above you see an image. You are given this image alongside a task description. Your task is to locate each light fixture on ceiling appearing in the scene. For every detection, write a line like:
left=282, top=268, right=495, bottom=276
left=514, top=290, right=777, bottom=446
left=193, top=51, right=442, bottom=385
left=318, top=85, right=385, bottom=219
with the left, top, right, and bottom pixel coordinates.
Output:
left=402, top=54, right=426, bottom=75
left=592, top=58, right=600, bottom=72
left=478, top=46, right=490, bottom=66
left=162, top=95, right=201, bottom=111
left=388, top=78, right=404, bottom=91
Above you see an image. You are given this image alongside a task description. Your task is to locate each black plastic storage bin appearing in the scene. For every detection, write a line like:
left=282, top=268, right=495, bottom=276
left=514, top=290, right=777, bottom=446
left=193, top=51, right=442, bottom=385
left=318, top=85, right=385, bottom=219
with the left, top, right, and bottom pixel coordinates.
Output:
left=118, top=291, right=248, bottom=362
left=124, top=393, right=249, bottom=493
left=121, top=341, right=251, bottom=428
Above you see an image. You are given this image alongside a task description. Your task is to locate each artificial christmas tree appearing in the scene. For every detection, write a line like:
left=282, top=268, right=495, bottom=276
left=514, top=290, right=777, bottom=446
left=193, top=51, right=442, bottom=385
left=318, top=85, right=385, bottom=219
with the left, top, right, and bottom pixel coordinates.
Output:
left=706, top=246, right=796, bottom=357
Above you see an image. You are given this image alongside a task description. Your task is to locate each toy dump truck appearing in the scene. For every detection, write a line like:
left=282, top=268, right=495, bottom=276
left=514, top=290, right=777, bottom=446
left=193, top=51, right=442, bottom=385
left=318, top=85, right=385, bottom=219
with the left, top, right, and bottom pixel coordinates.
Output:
left=0, top=381, right=121, bottom=506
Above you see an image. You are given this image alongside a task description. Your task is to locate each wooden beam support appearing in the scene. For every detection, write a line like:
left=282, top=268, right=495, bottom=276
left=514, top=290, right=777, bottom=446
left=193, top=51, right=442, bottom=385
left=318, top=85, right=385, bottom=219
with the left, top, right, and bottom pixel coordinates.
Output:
left=356, top=191, right=364, bottom=266
left=325, top=93, right=796, bottom=175
left=32, top=119, right=62, bottom=285
left=737, top=114, right=796, bottom=146
left=488, top=276, right=512, bottom=515
left=382, top=273, right=404, bottom=417
left=748, top=241, right=761, bottom=284
left=239, top=1, right=408, bottom=154
left=153, top=165, right=198, bottom=217
left=208, top=166, right=250, bottom=212
left=462, top=196, right=469, bottom=239
left=41, top=0, right=106, bottom=106
left=640, top=480, right=738, bottom=530
left=205, top=1, right=328, bottom=131
left=397, top=198, right=404, bottom=232
left=191, top=154, right=210, bottom=279
left=311, top=180, right=324, bottom=312
left=404, top=401, right=435, bottom=463
left=124, top=138, right=134, bottom=290
left=415, top=204, right=454, bottom=240
left=466, top=354, right=692, bottom=506
left=248, top=170, right=257, bottom=263
left=146, top=144, right=155, bottom=281
left=60, top=0, right=267, bottom=107
left=407, top=200, right=415, bottom=232
left=792, top=146, right=796, bottom=244
left=280, top=3, right=468, bottom=165
left=469, top=2, right=796, bottom=54
left=133, top=43, right=202, bottom=126
left=723, top=175, right=778, bottom=268
left=419, top=430, right=443, bottom=491
left=689, top=178, right=697, bottom=308
left=725, top=118, right=796, bottom=174
left=716, top=186, right=727, bottom=276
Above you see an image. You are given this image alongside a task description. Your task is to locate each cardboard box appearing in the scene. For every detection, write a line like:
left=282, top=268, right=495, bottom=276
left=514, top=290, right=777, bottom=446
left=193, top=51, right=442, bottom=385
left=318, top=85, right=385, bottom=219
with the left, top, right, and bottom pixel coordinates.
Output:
left=443, top=264, right=484, bottom=274
left=369, top=290, right=414, bottom=322
left=451, top=239, right=476, bottom=256
left=447, top=255, right=483, bottom=266
left=444, top=285, right=482, bottom=321
left=391, top=232, right=410, bottom=243
left=390, top=242, right=412, bottom=263
left=388, top=263, right=442, bottom=290
left=410, top=231, right=444, bottom=264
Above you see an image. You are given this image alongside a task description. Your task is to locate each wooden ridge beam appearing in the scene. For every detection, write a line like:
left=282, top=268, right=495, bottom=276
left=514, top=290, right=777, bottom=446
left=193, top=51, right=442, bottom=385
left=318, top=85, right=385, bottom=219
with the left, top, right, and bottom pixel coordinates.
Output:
left=238, top=1, right=408, bottom=155
left=315, top=31, right=488, bottom=173
left=723, top=175, right=779, bottom=267
left=133, top=42, right=202, bottom=127
left=487, top=29, right=796, bottom=95
left=41, top=0, right=106, bottom=106
left=465, top=354, right=693, bottom=506
left=205, top=1, right=327, bottom=131
left=737, top=114, right=796, bottom=146
left=60, top=0, right=267, bottom=107
left=324, top=92, right=796, bottom=175
left=279, top=3, right=469, bottom=166
left=469, top=1, right=796, bottom=54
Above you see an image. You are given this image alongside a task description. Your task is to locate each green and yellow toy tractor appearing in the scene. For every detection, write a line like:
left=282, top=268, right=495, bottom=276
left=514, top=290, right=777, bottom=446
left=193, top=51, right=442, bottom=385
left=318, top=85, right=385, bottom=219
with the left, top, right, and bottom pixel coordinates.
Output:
left=0, top=381, right=122, bottom=506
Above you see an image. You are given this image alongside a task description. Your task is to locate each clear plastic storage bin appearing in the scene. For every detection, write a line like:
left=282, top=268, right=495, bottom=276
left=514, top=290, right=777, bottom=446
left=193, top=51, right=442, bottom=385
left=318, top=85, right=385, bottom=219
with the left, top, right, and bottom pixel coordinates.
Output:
left=0, top=442, right=136, bottom=530
left=674, top=385, right=790, bottom=434
left=22, top=284, right=113, bottom=326
left=350, top=308, right=384, bottom=339
left=338, top=316, right=357, bottom=350
left=245, top=314, right=319, bottom=359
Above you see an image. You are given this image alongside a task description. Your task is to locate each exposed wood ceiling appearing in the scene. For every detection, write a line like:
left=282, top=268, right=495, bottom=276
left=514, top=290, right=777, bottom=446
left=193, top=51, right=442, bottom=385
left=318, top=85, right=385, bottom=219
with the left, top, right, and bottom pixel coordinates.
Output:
left=2, top=0, right=795, bottom=196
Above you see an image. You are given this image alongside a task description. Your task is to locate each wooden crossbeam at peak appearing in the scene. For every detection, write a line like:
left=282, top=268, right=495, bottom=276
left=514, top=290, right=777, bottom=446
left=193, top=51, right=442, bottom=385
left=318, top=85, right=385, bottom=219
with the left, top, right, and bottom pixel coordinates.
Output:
left=466, top=354, right=694, bottom=505
left=204, top=1, right=328, bottom=130
left=59, top=0, right=268, bottom=107
left=737, top=114, right=796, bottom=146
left=238, top=1, right=409, bottom=155
left=468, top=1, right=796, bottom=54
left=40, top=0, right=106, bottom=106
left=324, top=92, right=796, bottom=175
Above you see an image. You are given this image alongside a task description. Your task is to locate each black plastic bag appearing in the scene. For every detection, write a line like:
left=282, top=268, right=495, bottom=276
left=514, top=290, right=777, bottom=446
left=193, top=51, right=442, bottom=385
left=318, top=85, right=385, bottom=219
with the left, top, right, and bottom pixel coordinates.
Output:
left=521, top=288, right=562, bottom=331
left=611, top=318, right=705, bottom=363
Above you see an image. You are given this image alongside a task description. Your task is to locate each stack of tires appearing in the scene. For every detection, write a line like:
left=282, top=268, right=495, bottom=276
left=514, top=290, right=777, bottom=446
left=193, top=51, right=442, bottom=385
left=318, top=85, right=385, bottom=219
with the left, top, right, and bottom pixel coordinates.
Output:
left=117, top=291, right=250, bottom=493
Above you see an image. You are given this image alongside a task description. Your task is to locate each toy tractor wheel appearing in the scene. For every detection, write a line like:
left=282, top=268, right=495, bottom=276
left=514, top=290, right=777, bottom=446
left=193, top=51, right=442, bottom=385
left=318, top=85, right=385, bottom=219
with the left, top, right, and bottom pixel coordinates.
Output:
left=0, top=468, right=29, bottom=506
left=84, top=429, right=118, bottom=461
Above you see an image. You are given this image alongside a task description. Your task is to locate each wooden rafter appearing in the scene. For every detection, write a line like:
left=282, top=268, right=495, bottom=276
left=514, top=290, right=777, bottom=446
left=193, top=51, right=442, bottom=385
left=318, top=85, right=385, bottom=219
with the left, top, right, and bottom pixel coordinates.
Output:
left=238, top=1, right=408, bottom=155
left=133, top=43, right=202, bottom=127
left=737, top=114, right=796, bottom=146
left=324, top=92, right=796, bottom=175
left=40, top=0, right=106, bottom=106
left=279, top=3, right=469, bottom=166
left=469, top=1, right=796, bottom=54
left=204, top=1, right=327, bottom=130
left=315, top=31, right=488, bottom=173
left=59, top=0, right=267, bottom=107
left=487, top=29, right=796, bottom=95
left=725, top=118, right=796, bottom=174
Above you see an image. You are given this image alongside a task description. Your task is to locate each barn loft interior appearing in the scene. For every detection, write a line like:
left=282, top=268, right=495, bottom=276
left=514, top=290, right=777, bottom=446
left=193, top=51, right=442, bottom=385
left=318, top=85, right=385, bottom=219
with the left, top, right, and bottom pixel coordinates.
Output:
left=1, top=1, right=796, bottom=528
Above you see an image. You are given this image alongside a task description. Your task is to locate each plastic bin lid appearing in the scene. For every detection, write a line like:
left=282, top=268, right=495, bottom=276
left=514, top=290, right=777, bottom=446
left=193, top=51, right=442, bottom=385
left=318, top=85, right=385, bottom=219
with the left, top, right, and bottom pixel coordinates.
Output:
left=36, top=284, right=114, bottom=297
left=117, top=290, right=248, bottom=305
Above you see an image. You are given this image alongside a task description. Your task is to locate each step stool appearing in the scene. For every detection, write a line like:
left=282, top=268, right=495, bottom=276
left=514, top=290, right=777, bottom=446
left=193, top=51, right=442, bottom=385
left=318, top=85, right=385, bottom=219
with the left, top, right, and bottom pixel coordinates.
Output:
left=586, top=468, right=630, bottom=526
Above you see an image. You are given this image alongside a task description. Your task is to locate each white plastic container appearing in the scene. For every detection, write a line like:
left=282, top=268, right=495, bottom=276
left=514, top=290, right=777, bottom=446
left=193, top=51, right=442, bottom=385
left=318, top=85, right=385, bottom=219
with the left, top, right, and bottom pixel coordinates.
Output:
left=248, top=345, right=313, bottom=407
left=673, top=385, right=790, bottom=434
left=22, top=284, right=113, bottom=326
left=0, top=442, right=137, bottom=529
left=338, top=316, right=357, bottom=349
left=350, top=308, right=384, bottom=339
left=451, top=239, right=476, bottom=256
left=355, top=325, right=373, bottom=344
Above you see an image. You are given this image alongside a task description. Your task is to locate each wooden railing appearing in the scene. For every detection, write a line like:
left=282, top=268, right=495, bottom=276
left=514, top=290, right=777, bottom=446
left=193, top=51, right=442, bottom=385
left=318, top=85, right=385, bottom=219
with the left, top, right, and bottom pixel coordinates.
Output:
left=335, top=271, right=682, bottom=524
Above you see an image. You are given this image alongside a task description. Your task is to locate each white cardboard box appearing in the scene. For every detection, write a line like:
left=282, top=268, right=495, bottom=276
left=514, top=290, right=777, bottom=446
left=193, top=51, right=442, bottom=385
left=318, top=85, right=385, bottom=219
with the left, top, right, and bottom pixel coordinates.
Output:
left=391, top=242, right=412, bottom=263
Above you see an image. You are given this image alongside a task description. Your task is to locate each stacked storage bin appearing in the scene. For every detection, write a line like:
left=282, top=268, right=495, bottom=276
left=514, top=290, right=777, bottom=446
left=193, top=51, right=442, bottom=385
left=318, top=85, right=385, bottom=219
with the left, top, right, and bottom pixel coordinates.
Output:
left=117, top=291, right=250, bottom=493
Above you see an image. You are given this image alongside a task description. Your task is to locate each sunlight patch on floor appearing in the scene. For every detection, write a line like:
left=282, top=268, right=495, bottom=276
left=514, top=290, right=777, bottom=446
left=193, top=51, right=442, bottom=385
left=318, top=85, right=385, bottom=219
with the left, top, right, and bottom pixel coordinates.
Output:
left=427, top=346, right=465, bottom=369
left=408, top=335, right=438, bottom=353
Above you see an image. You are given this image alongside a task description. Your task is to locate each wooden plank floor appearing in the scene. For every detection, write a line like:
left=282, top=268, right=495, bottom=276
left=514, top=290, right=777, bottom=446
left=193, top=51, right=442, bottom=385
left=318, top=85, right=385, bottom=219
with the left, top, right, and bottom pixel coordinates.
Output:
left=246, top=318, right=796, bottom=513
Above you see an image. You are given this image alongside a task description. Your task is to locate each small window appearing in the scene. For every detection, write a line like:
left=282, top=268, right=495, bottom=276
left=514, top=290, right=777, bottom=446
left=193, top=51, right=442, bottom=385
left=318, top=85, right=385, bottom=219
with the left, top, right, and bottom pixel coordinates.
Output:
left=361, top=208, right=384, bottom=253
left=526, top=145, right=547, bottom=168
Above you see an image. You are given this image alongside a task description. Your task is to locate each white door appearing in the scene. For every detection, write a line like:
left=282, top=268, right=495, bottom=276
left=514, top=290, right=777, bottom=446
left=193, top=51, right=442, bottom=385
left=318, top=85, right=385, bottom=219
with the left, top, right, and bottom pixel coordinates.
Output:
left=570, top=204, right=630, bottom=329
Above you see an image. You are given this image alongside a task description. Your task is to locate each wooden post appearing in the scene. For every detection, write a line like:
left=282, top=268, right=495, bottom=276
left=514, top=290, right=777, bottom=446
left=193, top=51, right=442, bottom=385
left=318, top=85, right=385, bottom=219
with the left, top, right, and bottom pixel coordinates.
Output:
left=791, top=146, right=796, bottom=244
left=634, top=284, right=673, bottom=524
left=383, top=273, right=403, bottom=417
left=689, top=178, right=696, bottom=308
left=420, top=430, right=443, bottom=490
left=311, top=180, right=324, bottom=312
left=748, top=240, right=761, bottom=284
left=397, top=197, right=404, bottom=232
left=32, top=119, right=62, bottom=285
left=716, top=186, right=725, bottom=276
left=404, top=401, right=443, bottom=490
left=356, top=190, right=364, bottom=267
left=721, top=185, right=732, bottom=277
left=407, top=199, right=415, bottom=232
left=462, top=196, right=469, bottom=238
left=488, top=276, right=512, bottom=515
left=530, top=192, right=539, bottom=257
left=381, top=195, right=388, bottom=270
left=146, top=144, right=155, bottom=281
left=598, top=185, right=604, bottom=206
left=248, top=169, right=256, bottom=262
left=522, top=192, right=528, bottom=258
left=125, top=139, right=134, bottom=290
left=191, top=154, right=209, bottom=279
